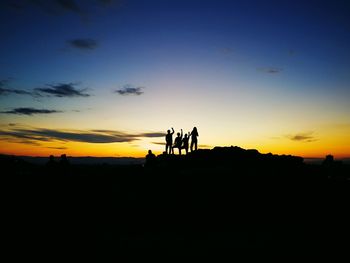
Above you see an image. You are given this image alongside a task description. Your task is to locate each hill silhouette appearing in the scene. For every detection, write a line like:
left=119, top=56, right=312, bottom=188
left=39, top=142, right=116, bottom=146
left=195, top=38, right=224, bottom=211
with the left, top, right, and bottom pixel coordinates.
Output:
left=2, top=146, right=350, bottom=261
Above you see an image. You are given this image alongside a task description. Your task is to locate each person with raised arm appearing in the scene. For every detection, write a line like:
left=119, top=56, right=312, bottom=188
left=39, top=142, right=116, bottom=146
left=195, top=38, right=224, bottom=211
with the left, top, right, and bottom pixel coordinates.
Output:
left=172, top=129, right=183, bottom=155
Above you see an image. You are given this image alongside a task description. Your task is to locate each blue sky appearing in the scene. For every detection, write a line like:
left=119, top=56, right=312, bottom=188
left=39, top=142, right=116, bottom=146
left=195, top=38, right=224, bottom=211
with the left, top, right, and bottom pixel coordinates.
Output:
left=0, top=0, right=349, bottom=157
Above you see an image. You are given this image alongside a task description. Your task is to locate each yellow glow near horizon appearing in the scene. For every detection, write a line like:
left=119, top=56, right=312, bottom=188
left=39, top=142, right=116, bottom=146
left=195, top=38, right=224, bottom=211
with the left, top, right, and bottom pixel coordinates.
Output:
left=1, top=121, right=349, bottom=158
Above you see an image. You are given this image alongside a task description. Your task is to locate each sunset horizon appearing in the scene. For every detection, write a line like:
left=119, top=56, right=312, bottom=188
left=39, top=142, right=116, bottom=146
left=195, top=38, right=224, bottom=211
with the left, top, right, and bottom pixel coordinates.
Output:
left=1, top=0, right=349, bottom=159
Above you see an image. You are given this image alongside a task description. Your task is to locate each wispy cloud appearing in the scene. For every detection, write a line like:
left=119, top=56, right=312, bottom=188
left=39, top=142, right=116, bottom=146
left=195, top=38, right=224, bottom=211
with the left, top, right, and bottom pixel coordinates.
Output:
left=0, top=126, right=164, bottom=145
left=152, top=142, right=165, bottom=146
left=115, top=84, right=144, bottom=96
left=0, top=87, right=32, bottom=96
left=287, top=132, right=317, bottom=142
left=46, top=146, right=68, bottom=150
left=0, top=79, right=32, bottom=96
left=0, top=108, right=62, bottom=115
left=258, top=67, right=283, bottom=74
left=35, top=83, right=90, bottom=97
left=139, top=132, right=165, bottom=138
left=68, top=38, right=98, bottom=50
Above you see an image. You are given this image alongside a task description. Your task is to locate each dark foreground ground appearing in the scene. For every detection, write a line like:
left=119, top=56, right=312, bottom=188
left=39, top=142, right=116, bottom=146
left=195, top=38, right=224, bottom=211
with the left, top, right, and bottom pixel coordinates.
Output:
left=2, top=147, right=350, bottom=261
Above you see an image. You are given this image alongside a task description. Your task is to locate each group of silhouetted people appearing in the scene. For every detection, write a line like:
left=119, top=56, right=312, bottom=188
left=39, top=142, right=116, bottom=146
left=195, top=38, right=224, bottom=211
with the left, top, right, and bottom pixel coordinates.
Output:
left=145, top=127, right=199, bottom=167
left=165, top=127, right=199, bottom=155
left=46, top=154, right=70, bottom=169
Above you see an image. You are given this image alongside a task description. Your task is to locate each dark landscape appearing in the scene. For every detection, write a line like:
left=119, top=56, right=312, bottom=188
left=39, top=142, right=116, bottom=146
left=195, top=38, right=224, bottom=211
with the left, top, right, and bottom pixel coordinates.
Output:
left=3, top=147, right=350, bottom=261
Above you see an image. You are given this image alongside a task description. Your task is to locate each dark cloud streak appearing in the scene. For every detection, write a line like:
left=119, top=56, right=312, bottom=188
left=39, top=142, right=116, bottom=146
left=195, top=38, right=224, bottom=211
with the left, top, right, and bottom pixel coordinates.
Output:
left=0, top=127, right=165, bottom=144
left=258, top=67, right=283, bottom=74
left=115, top=85, right=144, bottom=96
left=0, top=79, right=32, bottom=96
left=68, top=38, right=98, bottom=50
left=140, top=132, right=165, bottom=138
left=287, top=132, right=317, bottom=142
left=1, top=108, right=61, bottom=115
left=0, top=87, right=32, bottom=96
left=35, top=83, right=90, bottom=97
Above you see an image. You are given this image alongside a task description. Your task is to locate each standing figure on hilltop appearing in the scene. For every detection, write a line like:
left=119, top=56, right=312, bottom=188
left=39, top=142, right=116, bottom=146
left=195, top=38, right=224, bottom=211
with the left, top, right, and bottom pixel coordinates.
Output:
left=46, top=155, right=57, bottom=169
left=60, top=154, right=70, bottom=166
left=145, top=150, right=156, bottom=167
left=165, top=127, right=175, bottom=154
left=172, top=129, right=183, bottom=155
left=190, top=127, right=199, bottom=152
left=181, top=132, right=190, bottom=155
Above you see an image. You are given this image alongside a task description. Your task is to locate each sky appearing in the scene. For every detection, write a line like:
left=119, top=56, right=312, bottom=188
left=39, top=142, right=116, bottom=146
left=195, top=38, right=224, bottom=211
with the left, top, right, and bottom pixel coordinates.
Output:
left=0, top=0, right=349, bottom=158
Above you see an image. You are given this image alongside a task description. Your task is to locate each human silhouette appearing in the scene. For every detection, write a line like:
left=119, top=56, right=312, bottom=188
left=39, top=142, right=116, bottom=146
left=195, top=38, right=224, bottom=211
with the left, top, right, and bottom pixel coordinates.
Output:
left=172, top=129, right=183, bottom=155
left=190, top=127, right=199, bottom=152
left=322, top=154, right=334, bottom=166
left=60, top=154, right=70, bottom=166
left=165, top=127, right=175, bottom=154
left=145, top=150, right=156, bottom=166
left=181, top=132, right=190, bottom=154
left=46, top=155, right=57, bottom=169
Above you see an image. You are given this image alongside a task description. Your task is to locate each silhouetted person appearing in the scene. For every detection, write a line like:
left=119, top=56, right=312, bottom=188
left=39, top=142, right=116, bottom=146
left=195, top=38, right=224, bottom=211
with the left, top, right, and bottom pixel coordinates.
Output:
left=165, top=127, right=175, bottom=154
left=181, top=132, right=190, bottom=154
left=323, top=154, right=334, bottom=166
left=60, top=154, right=70, bottom=167
left=172, top=129, right=183, bottom=155
left=46, top=155, right=57, bottom=169
left=190, top=127, right=199, bottom=152
left=145, top=150, right=156, bottom=167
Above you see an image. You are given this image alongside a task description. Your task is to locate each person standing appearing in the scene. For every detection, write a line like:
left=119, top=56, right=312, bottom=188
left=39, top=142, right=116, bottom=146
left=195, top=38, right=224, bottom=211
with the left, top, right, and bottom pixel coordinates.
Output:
left=172, top=129, right=183, bottom=155
left=190, top=127, right=199, bottom=152
left=165, top=127, right=174, bottom=154
left=181, top=132, right=190, bottom=155
left=145, top=150, right=156, bottom=166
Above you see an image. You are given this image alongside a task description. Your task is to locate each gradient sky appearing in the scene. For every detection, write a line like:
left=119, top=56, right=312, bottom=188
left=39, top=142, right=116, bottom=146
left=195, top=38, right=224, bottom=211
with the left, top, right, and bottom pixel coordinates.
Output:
left=0, top=0, right=349, bottom=158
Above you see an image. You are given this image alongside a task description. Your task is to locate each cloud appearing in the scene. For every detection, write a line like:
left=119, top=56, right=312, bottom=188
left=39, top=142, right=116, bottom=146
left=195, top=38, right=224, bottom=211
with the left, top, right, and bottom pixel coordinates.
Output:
left=46, top=146, right=68, bottom=150
left=1, top=108, right=62, bottom=115
left=139, top=132, right=165, bottom=138
left=68, top=38, right=98, bottom=50
left=35, top=83, right=90, bottom=97
left=258, top=67, right=283, bottom=74
left=152, top=142, right=165, bottom=146
left=0, top=127, right=164, bottom=145
left=0, top=79, right=32, bottom=96
left=115, top=84, right=144, bottom=96
left=287, top=132, right=317, bottom=142
left=0, top=87, right=32, bottom=96
left=198, top=144, right=212, bottom=148
left=91, top=130, right=164, bottom=138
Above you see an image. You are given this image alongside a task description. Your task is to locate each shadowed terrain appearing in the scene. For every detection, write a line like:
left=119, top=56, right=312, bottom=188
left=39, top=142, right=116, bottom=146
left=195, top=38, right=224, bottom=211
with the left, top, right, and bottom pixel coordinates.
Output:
left=3, top=147, right=350, bottom=261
